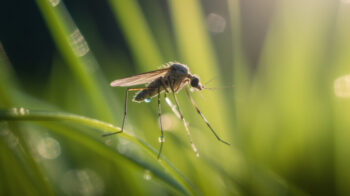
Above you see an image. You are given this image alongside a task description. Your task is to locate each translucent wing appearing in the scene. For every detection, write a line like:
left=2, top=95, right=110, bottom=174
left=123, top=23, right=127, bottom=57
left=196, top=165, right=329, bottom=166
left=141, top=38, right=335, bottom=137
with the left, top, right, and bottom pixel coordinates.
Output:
left=110, top=67, right=170, bottom=87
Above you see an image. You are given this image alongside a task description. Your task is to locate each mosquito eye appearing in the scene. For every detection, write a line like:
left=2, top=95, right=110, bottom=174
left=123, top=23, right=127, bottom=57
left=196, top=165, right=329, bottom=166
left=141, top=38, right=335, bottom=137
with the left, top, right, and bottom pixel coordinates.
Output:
left=191, top=78, right=199, bottom=87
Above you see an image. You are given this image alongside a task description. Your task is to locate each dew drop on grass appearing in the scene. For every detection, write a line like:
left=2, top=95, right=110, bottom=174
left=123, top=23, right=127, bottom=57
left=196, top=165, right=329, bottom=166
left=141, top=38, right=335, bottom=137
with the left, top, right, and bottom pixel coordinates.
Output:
left=145, top=98, right=151, bottom=103
left=143, top=170, right=152, bottom=181
left=158, top=136, right=165, bottom=143
left=19, top=107, right=29, bottom=115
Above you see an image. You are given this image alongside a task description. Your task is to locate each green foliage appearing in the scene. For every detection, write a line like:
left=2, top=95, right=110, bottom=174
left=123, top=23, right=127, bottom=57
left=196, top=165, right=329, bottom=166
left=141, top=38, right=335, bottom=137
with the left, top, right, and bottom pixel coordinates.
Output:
left=1, top=0, right=350, bottom=195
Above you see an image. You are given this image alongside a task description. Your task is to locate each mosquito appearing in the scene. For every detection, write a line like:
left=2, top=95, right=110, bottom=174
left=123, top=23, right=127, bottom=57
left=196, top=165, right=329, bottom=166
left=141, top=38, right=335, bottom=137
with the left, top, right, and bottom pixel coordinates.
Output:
left=103, top=62, right=230, bottom=159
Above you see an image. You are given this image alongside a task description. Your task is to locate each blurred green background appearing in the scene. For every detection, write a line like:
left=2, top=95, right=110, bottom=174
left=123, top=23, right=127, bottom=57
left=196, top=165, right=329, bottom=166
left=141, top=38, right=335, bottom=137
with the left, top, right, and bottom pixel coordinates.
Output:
left=1, top=0, right=350, bottom=195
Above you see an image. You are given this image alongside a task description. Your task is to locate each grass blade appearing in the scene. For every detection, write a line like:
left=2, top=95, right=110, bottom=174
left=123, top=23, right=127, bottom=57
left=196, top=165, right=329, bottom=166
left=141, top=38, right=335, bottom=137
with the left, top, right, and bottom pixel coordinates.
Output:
left=0, top=108, right=196, bottom=196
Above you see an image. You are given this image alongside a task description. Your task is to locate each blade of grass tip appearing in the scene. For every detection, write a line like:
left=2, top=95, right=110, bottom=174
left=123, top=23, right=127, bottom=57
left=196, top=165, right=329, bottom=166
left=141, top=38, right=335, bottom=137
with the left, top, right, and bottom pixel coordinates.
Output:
left=0, top=43, right=20, bottom=106
left=39, top=122, right=191, bottom=196
left=0, top=108, right=196, bottom=196
left=108, top=0, right=163, bottom=70
left=35, top=0, right=114, bottom=122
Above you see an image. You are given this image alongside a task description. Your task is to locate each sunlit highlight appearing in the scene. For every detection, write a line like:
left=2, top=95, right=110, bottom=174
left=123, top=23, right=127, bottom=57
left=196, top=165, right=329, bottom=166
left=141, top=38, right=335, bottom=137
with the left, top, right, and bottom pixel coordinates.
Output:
left=206, top=13, right=226, bottom=33
left=159, top=113, right=179, bottom=131
left=143, top=170, right=152, bottom=181
left=334, top=75, right=350, bottom=98
left=48, top=0, right=60, bottom=7
left=69, top=29, right=90, bottom=57
left=37, top=137, right=61, bottom=159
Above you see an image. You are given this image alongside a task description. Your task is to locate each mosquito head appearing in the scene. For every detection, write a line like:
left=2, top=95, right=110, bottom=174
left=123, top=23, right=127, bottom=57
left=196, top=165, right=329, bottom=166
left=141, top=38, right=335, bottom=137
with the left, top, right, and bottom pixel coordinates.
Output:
left=189, top=75, right=203, bottom=90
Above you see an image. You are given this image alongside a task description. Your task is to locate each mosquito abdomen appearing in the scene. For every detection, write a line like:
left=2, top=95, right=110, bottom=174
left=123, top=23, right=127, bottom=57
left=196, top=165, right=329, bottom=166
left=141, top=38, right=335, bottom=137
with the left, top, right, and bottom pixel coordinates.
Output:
left=133, top=88, right=159, bottom=102
left=133, top=78, right=165, bottom=102
left=133, top=90, right=148, bottom=102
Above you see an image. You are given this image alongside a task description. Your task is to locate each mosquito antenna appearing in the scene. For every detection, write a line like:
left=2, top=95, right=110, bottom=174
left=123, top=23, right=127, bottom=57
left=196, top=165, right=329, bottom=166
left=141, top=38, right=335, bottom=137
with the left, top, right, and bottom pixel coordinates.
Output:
left=203, top=85, right=234, bottom=91
left=185, top=87, right=230, bottom=145
left=204, top=75, right=218, bottom=86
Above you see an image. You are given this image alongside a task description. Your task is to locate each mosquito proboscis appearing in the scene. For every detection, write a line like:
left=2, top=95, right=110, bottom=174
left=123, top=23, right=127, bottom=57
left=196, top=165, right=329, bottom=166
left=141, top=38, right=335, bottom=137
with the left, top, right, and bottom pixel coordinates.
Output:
left=103, top=62, right=230, bottom=159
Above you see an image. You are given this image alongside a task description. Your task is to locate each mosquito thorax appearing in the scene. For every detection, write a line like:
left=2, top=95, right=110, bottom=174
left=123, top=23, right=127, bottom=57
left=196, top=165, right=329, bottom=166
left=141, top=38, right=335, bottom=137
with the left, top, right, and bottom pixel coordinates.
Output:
left=170, top=63, right=188, bottom=75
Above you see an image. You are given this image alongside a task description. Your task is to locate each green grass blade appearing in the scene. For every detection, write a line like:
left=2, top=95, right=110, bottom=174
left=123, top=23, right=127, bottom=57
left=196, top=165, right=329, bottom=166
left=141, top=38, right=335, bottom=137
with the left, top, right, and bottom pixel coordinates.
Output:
left=0, top=108, right=196, bottom=196
left=108, top=0, right=163, bottom=69
left=0, top=43, right=19, bottom=106
left=35, top=0, right=114, bottom=121
left=168, top=0, right=230, bottom=141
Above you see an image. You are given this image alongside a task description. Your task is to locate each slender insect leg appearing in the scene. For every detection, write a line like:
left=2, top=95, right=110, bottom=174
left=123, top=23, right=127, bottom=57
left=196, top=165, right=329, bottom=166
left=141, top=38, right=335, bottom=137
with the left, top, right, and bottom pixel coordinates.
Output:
left=164, top=93, right=181, bottom=119
left=184, top=87, right=230, bottom=145
left=102, top=87, right=148, bottom=137
left=160, top=77, right=169, bottom=93
left=157, top=87, right=164, bottom=159
left=169, top=83, right=199, bottom=157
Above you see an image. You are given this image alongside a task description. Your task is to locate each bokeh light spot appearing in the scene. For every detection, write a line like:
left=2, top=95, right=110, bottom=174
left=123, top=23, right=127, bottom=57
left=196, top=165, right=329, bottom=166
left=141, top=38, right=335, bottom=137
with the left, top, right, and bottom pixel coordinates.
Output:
left=48, top=0, right=60, bottom=7
left=60, top=169, right=105, bottom=196
left=37, top=137, right=61, bottom=160
left=159, top=113, right=179, bottom=131
left=69, top=29, right=90, bottom=57
left=143, top=170, right=152, bottom=181
left=334, top=75, right=350, bottom=97
left=206, top=13, right=226, bottom=33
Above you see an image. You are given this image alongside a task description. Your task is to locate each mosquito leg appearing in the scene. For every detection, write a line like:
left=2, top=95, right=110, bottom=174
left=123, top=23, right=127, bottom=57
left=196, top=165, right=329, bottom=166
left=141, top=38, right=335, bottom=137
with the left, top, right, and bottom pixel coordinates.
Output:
left=164, top=93, right=181, bottom=119
left=169, top=82, right=199, bottom=157
left=157, top=87, right=164, bottom=159
left=184, top=87, right=230, bottom=145
left=102, top=87, right=148, bottom=137
left=160, top=77, right=169, bottom=93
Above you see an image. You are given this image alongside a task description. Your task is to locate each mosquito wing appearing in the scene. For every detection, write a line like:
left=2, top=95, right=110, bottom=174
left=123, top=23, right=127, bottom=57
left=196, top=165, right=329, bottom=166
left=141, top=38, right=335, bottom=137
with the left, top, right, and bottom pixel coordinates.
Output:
left=110, top=67, right=170, bottom=87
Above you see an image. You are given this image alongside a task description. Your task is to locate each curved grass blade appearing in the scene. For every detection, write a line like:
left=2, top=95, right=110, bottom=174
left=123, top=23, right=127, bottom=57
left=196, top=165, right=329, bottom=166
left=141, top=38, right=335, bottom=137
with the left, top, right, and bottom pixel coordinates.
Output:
left=38, top=122, right=189, bottom=195
left=0, top=108, right=196, bottom=196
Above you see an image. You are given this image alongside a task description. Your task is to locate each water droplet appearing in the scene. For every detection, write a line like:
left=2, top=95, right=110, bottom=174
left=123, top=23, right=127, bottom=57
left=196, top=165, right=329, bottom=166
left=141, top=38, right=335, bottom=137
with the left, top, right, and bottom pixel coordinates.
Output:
left=145, top=98, right=151, bottom=103
left=143, top=170, right=152, bottom=181
left=191, top=143, right=200, bottom=157
left=19, top=107, right=29, bottom=115
left=158, top=136, right=165, bottom=143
